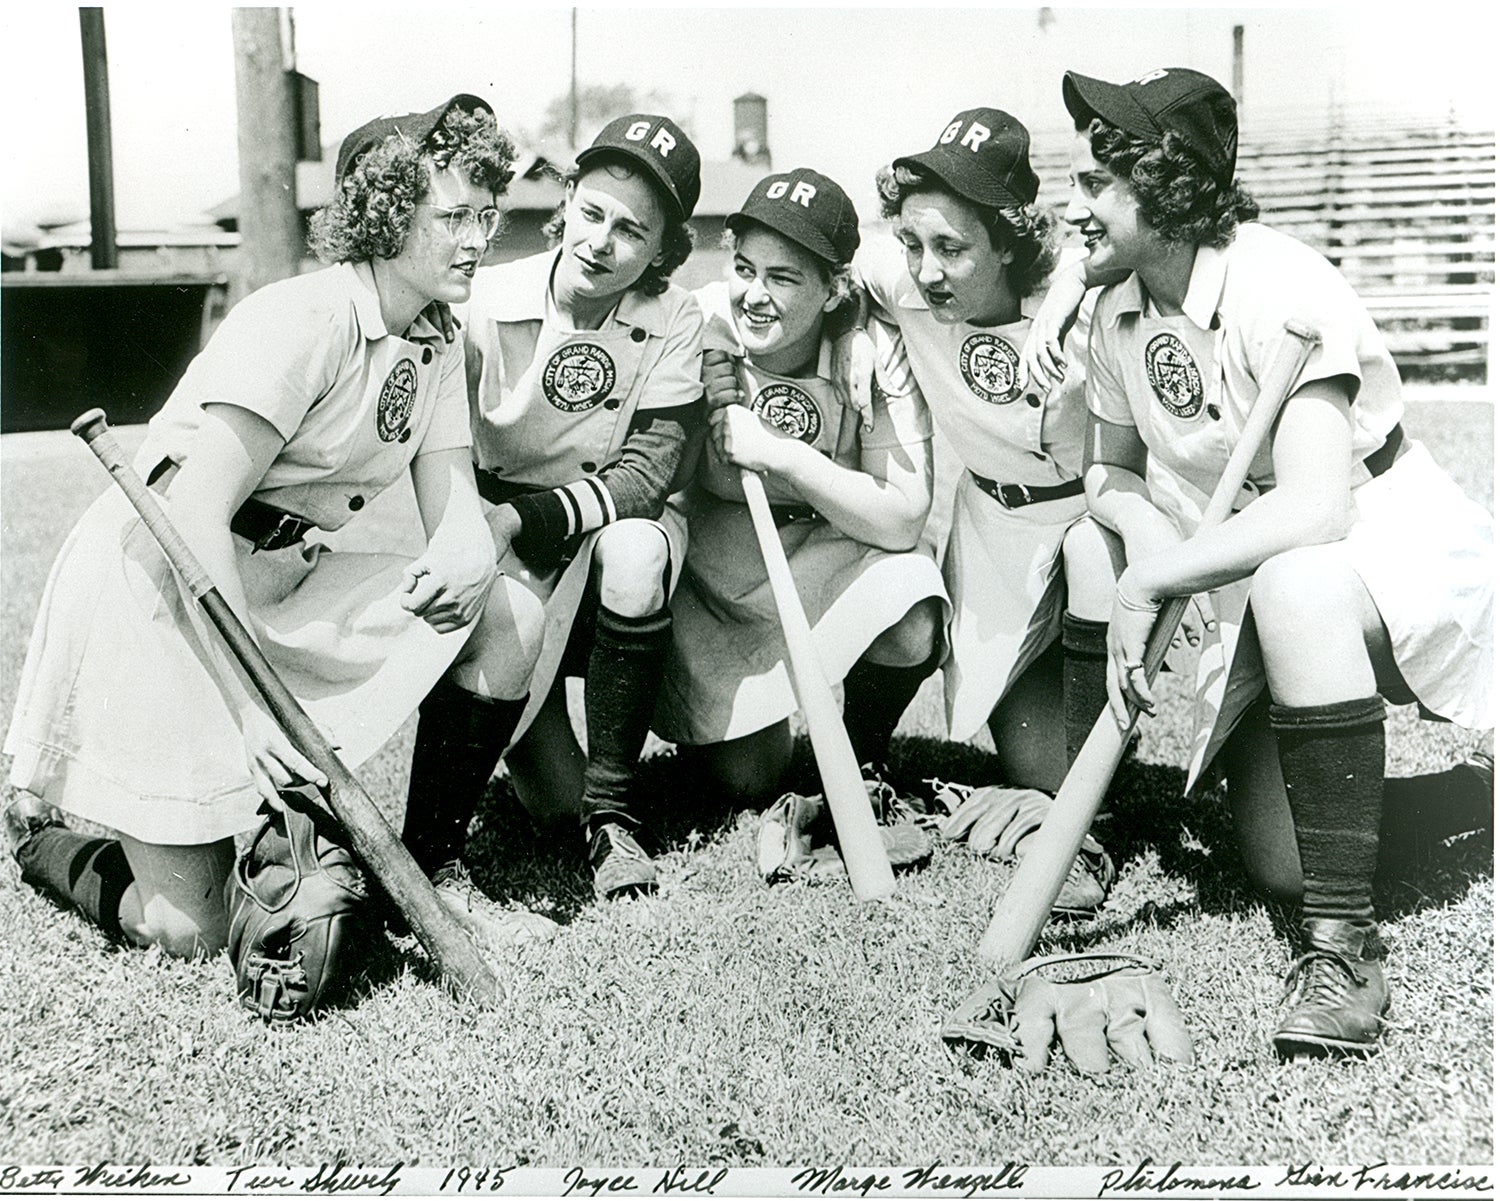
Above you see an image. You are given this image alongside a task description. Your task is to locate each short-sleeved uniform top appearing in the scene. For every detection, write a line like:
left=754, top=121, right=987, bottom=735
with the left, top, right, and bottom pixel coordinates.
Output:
left=854, top=236, right=1094, bottom=740
left=5, top=262, right=478, bottom=844
left=458, top=250, right=704, bottom=737
left=653, top=282, right=948, bottom=744
left=1089, top=222, right=1494, bottom=781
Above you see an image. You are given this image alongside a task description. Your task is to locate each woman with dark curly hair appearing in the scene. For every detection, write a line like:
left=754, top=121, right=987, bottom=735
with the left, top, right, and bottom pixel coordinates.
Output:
left=853, top=108, right=1127, bottom=918
left=1049, top=67, right=1493, bottom=1056
left=459, top=114, right=705, bottom=901
left=4, top=95, right=556, bottom=963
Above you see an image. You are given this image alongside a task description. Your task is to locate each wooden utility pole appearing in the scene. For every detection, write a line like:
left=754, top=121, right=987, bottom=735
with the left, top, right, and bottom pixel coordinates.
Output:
left=569, top=9, right=580, bottom=150
left=1232, top=24, right=1245, bottom=112
left=231, top=7, right=302, bottom=300
left=79, top=8, right=118, bottom=270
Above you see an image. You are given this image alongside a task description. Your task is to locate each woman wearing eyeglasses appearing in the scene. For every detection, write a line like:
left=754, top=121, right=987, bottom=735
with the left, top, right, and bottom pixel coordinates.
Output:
left=4, top=96, right=554, bottom=962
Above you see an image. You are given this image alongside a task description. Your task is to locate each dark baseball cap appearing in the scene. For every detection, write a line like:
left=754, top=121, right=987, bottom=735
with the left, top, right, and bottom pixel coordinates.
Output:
left=335, top=93, right=494, bottom=183
left=1064, top=68, right=1238, bottom=187
left=726, top=168, right=861, bottom=266
left=575, top=113, right=702, bottom=221
left=893, top=108, right=1040, bottom=209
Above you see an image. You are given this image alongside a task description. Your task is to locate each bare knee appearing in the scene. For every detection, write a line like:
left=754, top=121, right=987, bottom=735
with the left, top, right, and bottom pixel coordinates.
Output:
left=1250, top=546, right=1358, bottom=642
left=132, top=896, right=228, bottom=959
left=593, top=521, right=670, bottom=616
left=865, top=597, right=943, bottom=667
left=1061, top=517, right=1124, bottom=621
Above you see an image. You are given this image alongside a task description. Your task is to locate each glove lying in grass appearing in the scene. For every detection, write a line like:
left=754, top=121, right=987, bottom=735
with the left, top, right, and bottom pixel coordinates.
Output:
left=928, top=781, right=1116, bottom=918
left=941, top=952, right=1194, bottom=1074
left=226, top=788, right=369, bottom=1024
left=757, top=776, right=931, bottom=884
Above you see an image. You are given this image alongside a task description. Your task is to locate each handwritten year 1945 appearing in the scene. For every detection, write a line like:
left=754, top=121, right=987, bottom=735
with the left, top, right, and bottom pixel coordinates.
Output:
left=438, top=1165, right=524, bottom=1193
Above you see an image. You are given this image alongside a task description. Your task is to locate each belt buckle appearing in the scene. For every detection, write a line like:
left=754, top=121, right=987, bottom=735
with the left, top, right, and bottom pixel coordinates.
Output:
left=998, top=483, right=1032, bottom=509
left=257, top=512, right=302, bottom=553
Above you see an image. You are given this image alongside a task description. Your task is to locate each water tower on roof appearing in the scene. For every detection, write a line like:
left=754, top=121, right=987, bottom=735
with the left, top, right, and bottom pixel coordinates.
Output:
left=733, top=92, right=771, bottom=167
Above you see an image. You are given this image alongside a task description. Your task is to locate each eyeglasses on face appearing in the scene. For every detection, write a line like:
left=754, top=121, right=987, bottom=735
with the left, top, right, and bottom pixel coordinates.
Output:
left=420, top=204, right=502, bottom=241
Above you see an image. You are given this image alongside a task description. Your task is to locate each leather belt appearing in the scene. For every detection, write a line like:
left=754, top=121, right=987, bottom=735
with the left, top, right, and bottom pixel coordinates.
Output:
left=970, top=472, right=1084, bottom=509
left=1363, top=422, right=1407, bottom=479
left=230, top=498, right=316, bottom=553
left=769, top=502, right=822, bottom=527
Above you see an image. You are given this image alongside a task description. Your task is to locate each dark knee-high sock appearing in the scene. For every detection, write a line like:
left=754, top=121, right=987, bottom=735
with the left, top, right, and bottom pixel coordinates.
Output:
left=1269, top=696, right=1387, bottom=926
left=581, top=606, right=673, bottom=832
left=1061, top=614, right=1109, bottom=770
left=841, top=649, right=941, bottom=771
left=15, top=829, right=132, bottom=938
left=402, top=679, right=528, bottom=876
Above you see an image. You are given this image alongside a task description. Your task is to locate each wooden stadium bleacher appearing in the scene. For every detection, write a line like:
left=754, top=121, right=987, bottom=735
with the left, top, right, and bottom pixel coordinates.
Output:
left=1031, top=112, right=1495, bottom=375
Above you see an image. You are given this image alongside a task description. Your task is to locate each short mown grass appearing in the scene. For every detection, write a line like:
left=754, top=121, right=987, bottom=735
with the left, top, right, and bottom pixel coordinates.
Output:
left=0, top=397, right=1492, bottom=1168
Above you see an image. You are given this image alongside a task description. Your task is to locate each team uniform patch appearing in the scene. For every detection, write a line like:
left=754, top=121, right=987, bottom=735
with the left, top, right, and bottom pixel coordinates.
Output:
left=1144, top=333, right=1205, bottom=419
left=542, top=343, right=617, bottom=412
left=749, top=382, right=822, bottom=443
left=375, top=358, right=418, bottom=442
left=958, top=333, right=1022, bottom=404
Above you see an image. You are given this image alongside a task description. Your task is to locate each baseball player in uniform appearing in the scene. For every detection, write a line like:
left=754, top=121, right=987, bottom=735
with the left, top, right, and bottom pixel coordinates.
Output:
left=855, top=108, right=1125, bottom=908
left=4, top=97, right=554, bottom=959
left=459, top=114, right=704, bottom=900
left=1053, top=67, right=1494, bottom=1055
left=653, top=168, right=949, bottom=800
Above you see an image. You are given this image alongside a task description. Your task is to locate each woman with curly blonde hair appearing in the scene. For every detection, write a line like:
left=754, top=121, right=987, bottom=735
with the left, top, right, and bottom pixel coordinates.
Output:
left=4, top=95, right=553, bottom=965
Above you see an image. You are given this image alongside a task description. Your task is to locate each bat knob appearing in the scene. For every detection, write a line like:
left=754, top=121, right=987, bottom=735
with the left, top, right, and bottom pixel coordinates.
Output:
left=71, top=409, right=110, bottom=442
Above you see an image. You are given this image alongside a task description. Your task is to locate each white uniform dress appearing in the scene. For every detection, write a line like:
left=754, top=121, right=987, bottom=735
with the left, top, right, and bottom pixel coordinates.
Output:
left=856, top=237, right=1094, bottom=741
left=653, top=283, right=950, bottom=745
left=5, top=262, right=475, bottom=845
left=461, top=250, right=704, bottom=739
left=1088, top=222, right=1495, bottom=786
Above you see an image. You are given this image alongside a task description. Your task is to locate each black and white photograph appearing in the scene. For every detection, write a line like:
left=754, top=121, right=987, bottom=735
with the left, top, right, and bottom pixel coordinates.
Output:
left=0, top=3, right=1493, bottom=1194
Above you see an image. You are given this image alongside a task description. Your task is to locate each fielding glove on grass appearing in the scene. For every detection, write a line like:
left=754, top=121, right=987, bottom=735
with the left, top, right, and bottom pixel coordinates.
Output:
left=942, top=952, right=1194, bottom=1075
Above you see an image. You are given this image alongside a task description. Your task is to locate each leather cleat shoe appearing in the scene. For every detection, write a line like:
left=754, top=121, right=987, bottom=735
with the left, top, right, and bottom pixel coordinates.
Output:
left=3, top=795, right=65, bottom=861
left=1273, top=918, right=1389, bottom=1058
left=588, top=823, right=658, bottom=900
left=1049, top=836, right=1117, bottom=920
left=430, top=860, right=559, bottom=948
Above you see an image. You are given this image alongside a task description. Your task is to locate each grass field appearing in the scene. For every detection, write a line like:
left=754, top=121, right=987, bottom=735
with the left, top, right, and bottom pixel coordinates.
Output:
left=0, top=395, right=1492, bottom=1170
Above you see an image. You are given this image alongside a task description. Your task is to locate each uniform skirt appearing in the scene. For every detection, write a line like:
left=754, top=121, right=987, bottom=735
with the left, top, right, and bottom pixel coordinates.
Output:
left=5, top=490, right=467, bottom=845
left=1185, top=440, right=1494, bottom=787
left=653, top=489, right=950, bottom=745
left=942, top=475, right=1088, bottom=742
left=487, top=501, right=689, bottom=745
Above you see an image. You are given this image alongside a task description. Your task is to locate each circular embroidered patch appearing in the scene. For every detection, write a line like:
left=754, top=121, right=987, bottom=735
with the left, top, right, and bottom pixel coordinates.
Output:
left=376, top=358, right=418, bottom=442
left=1144, top=332, right=1204, bottom=419
left=749, top=382, right=822, bottom=443
left=958, top=332, right=1021, bottom=404
left=542, top=343, right=617, bottom=412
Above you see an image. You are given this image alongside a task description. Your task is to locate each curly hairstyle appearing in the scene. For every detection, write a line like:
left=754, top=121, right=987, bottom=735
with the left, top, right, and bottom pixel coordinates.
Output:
left=308, top=107, right=516, bottom=264
left=874, top=163, right=1059, bottom=300
left=718, top=224, right=859, bottom=337
left=1081, top=117, right=1258, bottom=249
left=541, top=156, right=695, bottom=297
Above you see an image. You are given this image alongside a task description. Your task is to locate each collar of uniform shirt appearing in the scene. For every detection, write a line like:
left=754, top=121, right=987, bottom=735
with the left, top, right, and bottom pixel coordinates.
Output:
left=1107, top=238, right=1230, bottom=333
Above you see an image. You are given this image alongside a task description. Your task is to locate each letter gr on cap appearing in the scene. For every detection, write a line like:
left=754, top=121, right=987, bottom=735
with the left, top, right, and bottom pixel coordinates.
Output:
left=1135, top=68, right=1170, bottom=85
left=939, top=119, right=992, bottom=152
left=625, top=119, right=677, bottom=157
left=766, top=179, right=818, bottom=207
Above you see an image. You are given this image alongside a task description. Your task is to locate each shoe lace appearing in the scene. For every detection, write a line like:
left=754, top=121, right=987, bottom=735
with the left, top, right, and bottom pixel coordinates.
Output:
left=594, top=825, right=650, bottom=867
left=1281, top=949, right=1360, bottom=1008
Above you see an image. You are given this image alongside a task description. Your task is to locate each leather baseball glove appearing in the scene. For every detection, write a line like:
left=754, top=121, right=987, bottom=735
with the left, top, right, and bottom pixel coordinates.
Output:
left=928, top=781, right=1116, bottom=918
left=756, top=775, right=931, bottom=884
left=226, top=789, right=370, bottom=1023
left=941, top=951, right=1194, bottom=1074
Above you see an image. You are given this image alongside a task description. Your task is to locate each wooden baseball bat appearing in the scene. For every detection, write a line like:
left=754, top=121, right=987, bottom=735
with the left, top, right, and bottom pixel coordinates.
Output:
left=741, top=469, right=897, bottom=901
left=71, top=409, right=505, bottom=1009
left=977, top=320, right=1322, bottom=966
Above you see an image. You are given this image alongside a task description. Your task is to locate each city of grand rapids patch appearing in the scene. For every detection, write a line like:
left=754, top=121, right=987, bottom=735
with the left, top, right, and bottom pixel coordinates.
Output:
left=749, top=382, right=822, bottom=443
left=1143, top=332, right=1204, bottom=419
left=542, top=343, right=617, bottom=412
left=376, top=358, right=418, bottom=442
left=958, top=332, right=1022, bottom=404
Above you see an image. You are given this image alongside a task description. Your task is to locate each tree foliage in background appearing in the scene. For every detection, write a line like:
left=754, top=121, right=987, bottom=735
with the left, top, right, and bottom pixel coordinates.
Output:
left=532, top=82, right=682, bottom=151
